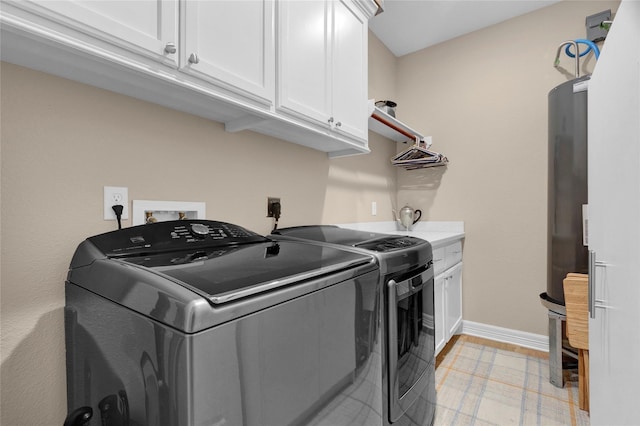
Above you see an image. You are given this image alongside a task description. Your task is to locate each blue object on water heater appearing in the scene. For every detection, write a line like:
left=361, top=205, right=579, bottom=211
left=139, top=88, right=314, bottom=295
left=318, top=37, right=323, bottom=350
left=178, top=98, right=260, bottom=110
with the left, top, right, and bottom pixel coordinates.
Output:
left=564, top=38, right=601, bottom=60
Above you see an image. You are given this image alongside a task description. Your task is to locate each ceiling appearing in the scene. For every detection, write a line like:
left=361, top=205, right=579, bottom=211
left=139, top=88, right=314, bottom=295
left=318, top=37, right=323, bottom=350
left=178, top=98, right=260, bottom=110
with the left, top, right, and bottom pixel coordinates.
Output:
left=368, top=0, right=561, bottom=57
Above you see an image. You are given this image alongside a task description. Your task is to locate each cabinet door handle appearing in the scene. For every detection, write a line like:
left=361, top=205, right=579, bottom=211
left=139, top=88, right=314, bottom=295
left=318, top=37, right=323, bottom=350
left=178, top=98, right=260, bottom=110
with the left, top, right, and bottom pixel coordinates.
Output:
left=328, top=117, right=334, bottom=124
left=589, top=250, right=595, bottom=318
left=335, top=121, right=342, bottom=127
left=589, top=250, right=609, bottom=319
left=188, top=53, right=200, bottom=64
left=164, top=42, right=176, bottom=54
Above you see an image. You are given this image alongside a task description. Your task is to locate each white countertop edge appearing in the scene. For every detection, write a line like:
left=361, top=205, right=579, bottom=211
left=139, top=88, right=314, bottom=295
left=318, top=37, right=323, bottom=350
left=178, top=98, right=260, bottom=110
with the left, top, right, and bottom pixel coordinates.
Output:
left=335, top=221, right=465, bottom=248
left=336, top=221, right=463, bottom=233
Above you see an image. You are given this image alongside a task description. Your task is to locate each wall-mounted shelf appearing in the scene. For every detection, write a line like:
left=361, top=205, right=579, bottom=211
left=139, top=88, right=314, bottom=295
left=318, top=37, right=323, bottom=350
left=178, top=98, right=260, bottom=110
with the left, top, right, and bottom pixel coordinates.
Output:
left=367, top=99, right=425, bottom=143
left=368, top=99, right=448, bottom=170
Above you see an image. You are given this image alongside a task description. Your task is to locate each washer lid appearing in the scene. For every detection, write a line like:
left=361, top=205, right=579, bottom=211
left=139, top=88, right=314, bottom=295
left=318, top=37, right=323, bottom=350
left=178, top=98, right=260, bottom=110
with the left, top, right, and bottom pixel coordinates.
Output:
left=122, top=240, right=373, bottom=304
left=68, top=221, right=378, bottom=332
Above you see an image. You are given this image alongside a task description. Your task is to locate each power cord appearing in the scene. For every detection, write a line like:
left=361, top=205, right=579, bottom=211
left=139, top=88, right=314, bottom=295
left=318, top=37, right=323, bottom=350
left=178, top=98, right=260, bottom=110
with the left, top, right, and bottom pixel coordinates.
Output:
left=271, top=201, right=281, bottom=232
left=112, top=205, right=124, bottom=230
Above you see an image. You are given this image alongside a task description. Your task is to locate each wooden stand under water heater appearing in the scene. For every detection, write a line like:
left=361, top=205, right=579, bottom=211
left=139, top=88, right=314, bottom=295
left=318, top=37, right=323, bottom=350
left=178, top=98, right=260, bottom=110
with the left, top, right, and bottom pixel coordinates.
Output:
left=563, top=273, right=589, bottom=412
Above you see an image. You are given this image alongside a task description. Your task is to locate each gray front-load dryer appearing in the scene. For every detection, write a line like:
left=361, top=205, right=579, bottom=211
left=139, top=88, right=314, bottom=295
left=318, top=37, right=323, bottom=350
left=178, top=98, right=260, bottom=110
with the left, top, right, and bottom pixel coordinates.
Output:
left=272, top=225, right=436, bottom=426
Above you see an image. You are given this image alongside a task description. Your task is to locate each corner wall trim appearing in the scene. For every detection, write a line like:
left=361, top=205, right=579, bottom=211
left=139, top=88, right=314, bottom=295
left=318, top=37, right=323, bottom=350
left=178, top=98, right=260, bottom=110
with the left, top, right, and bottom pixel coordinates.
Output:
left=460, top=320, right=549, bottom=353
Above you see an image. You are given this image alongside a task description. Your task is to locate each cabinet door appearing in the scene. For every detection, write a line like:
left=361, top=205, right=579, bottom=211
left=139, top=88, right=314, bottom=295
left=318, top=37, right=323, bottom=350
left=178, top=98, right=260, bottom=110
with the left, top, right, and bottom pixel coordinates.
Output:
left=445, top=262, right=463, bottom=339
left=587, top=1, right=640, bottom=423
left=181, top=0, right=274, bottom=105
left=331, top=0, right=367, bottom=141
left=277, top=0, right=331, bottom=124
left=434, top=274, right=446, bottom=355
left=13, top=0, right=178, bottom=65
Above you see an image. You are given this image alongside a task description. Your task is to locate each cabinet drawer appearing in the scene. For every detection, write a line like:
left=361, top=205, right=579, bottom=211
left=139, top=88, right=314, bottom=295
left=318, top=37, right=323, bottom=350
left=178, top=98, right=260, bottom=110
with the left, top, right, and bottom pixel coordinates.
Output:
left=432, top=247, right=446, bottom=276
left=444, top=240, right=463, bottom=271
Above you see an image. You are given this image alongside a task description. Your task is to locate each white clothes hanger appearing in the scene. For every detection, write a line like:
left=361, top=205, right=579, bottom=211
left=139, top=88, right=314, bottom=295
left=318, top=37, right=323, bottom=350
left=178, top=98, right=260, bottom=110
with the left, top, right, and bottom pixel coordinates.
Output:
left=392, top=137, right=448, bottom=170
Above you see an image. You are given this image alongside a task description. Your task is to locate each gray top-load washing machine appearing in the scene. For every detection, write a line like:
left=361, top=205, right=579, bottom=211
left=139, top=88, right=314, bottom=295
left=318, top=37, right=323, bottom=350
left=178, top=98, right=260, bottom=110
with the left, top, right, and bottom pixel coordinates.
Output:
left=64, top=220, right=384, bottom=426
left=272, top=225, right=436, bottom=426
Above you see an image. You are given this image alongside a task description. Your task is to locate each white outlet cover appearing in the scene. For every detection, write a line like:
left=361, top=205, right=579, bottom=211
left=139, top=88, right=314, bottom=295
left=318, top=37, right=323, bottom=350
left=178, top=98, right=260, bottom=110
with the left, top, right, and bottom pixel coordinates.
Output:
left=104, top=186, right=129, bottom=220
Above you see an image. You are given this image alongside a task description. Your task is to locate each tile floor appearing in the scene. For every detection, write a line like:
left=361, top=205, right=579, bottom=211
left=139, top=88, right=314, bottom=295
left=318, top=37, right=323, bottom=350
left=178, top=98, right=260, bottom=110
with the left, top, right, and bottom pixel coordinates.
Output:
left=434, top=335, right=589, bottom=426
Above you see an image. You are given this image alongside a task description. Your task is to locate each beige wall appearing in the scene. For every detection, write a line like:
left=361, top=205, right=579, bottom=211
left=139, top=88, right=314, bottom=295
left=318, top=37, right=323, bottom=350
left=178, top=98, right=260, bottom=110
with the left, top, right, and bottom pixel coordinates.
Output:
left=1, top=2, right=621, bottom=421
left=368, top=28, right=397, bottom=105
left=395, top=0, right=619, bottom=335
left=0, top=31, right=398, bottom=424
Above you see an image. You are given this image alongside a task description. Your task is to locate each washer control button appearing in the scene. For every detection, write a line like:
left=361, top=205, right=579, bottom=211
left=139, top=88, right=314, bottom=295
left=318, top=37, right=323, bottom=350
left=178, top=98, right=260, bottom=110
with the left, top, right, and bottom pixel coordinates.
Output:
left=190, top=223, right=210, bottom=238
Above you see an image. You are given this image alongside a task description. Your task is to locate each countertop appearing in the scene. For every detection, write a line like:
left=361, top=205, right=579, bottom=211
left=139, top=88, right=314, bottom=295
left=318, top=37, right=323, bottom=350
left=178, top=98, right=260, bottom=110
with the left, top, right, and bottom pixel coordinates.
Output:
left=335, top=221, right=464, bottom=248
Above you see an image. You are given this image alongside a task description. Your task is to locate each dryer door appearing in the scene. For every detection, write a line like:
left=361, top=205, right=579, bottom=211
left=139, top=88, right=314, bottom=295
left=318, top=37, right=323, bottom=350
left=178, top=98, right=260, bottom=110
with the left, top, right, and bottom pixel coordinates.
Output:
left=387, top=266, right=435, bottom=423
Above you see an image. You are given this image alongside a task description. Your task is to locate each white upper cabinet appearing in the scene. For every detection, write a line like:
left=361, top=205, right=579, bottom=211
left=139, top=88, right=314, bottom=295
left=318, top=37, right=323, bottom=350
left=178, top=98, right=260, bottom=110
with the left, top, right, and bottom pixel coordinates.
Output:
left=277, top=0, right=331, bottom=123
left=180, top=0, right=275, bottom=106
left=0, top=0, right=374, bottom=157
left=330, top=0, right=368, bottom=142
left=7, top=0, right=179, bottom=66
left=277, top=0, right=368, bottom=144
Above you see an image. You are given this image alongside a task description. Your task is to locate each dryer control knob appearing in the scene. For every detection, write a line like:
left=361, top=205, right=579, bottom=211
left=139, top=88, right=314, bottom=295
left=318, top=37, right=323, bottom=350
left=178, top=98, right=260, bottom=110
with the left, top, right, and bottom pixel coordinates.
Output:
left=190, top=223, right=209, bottom=238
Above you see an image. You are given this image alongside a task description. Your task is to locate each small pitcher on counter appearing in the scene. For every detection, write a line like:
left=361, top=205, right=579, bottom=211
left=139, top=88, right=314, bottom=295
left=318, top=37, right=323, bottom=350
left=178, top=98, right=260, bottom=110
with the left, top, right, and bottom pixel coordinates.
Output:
left=394, top=204, right=422, bottom=231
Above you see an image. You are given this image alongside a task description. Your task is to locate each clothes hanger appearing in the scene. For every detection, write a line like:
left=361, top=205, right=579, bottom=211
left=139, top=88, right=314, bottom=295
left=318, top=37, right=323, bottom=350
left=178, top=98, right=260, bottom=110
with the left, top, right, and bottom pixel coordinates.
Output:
left=392, top=137, right=448, bottom=170
left=370, top=108, right=447, bottom=169
left=392, top=136, right=431, bottom=161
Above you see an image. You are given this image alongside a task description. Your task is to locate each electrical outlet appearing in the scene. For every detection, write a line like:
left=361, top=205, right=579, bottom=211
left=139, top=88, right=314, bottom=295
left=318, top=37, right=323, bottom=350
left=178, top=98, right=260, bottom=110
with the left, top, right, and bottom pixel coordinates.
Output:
left=104, top=186, right=129, bottom=220
left=267, top=197, right=281, bottom=218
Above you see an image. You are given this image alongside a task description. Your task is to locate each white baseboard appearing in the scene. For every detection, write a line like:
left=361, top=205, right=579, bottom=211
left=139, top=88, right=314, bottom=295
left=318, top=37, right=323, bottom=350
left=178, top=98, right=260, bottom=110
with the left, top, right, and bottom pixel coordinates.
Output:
left=460, top=320, right=549, bottom=353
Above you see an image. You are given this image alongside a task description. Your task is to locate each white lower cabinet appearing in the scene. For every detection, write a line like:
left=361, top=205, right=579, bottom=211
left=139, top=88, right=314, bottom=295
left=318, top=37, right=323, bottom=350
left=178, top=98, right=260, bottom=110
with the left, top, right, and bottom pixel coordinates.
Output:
left=432, top=240, right=463, bottom=356
left=445, top=262, right=463, bottom=340
left=434, top=273, right=446, bottom=354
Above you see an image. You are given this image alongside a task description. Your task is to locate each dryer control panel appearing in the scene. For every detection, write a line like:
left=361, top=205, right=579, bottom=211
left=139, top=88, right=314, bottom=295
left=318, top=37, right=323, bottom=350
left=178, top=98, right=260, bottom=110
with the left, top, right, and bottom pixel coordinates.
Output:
left=86, top=220, right=268, bottom=258
left=355, top=236, right=424, bottom=252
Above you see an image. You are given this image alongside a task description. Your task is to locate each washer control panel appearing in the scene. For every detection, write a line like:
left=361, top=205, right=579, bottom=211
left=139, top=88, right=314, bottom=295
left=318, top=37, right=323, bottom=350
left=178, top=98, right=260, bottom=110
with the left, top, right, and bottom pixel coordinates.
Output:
left=87, top=220, right=268, bottom=257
